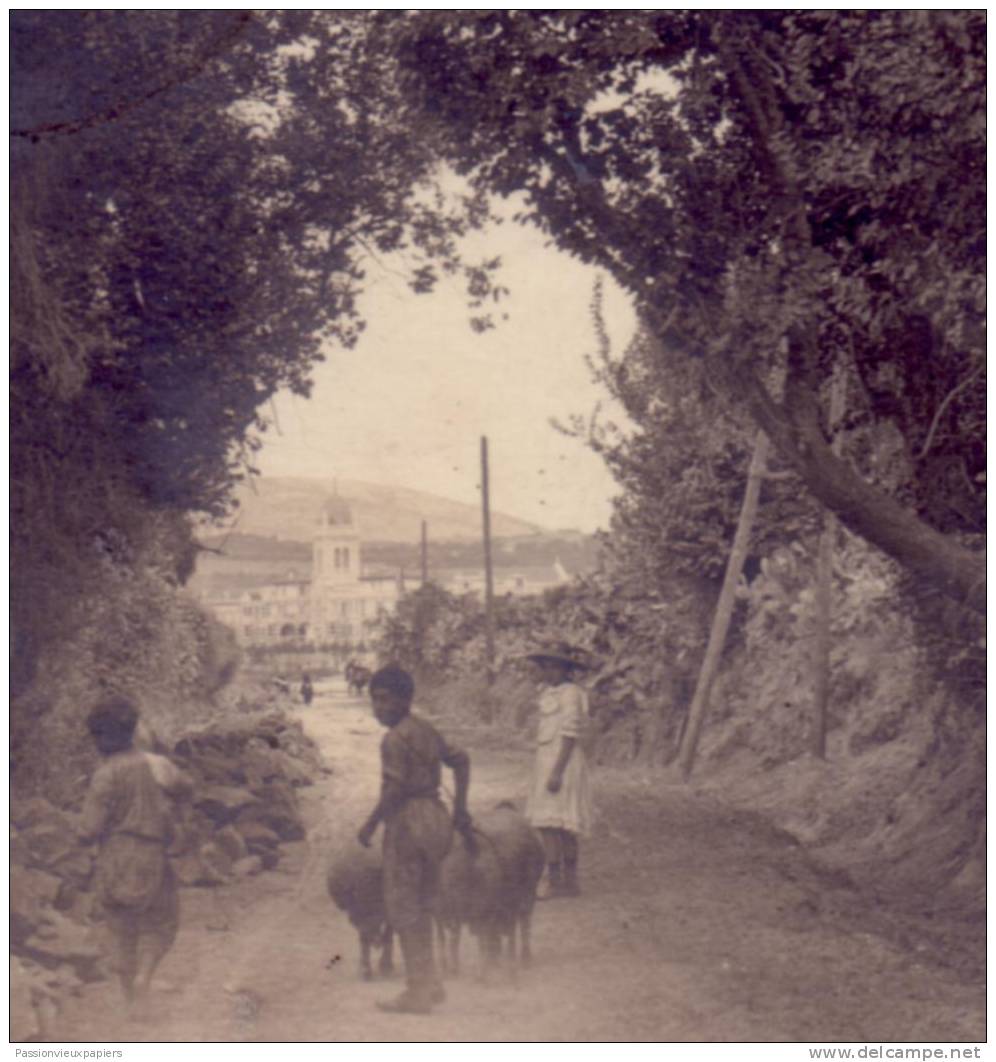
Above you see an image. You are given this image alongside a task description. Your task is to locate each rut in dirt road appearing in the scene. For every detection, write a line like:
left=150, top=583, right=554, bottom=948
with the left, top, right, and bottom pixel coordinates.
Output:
left=54, top=686, right=985, bottom=1042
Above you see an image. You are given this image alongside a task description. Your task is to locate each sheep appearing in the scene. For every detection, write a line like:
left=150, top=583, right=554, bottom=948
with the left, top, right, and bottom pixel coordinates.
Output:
left=345, top=661, right=372, bottom=697
left=326, top=846, right=394, bottom=981
left=436, top=802, right=545, bottom=978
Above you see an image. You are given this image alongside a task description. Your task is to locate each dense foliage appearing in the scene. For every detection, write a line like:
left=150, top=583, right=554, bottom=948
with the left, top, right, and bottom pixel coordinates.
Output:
left=376, top=569, right=714, bottom=762
left=390, top=10, right=985, bottom=609
left=12, top=12, right=440, bottom=517
left=10, top=12, right=442, bottom=702
left=568, top=287, right=820, bottom=587
left=11, top=13, right=985, bottom=790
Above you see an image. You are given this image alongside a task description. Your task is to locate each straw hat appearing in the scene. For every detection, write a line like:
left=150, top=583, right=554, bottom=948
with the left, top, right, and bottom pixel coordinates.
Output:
left=524, top=642, right=592, bottom=672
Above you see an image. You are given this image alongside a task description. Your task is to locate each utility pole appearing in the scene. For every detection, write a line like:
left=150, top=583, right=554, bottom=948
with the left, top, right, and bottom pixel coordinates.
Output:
left=420, top=520, right=429, bottom=586
left=480, top=436, right=496, bottom=684
left=679, top=430, right=770, bottom=779
left=812, top=369, right=847, bottom=758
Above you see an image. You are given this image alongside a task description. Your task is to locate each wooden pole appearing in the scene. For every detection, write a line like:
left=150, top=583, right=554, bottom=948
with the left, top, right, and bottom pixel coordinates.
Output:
left=420, top=519, right=428, bottom=586
left=812, top=521, right=834, bottom=759
left=480, top=436, right=496, bottom=683
left=811, top=370, right=846, bottom=758
left=679, top=430, right=770, bottom=779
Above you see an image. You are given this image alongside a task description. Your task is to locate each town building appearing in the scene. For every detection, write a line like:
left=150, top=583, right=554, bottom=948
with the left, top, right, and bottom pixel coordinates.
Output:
left=194, top=495, right=575, bottom=651
left=308, top=495, right=400, bottom=646
left=436, top=559, right=572, bottom=598
left=196, top=495, right=400, bottom=650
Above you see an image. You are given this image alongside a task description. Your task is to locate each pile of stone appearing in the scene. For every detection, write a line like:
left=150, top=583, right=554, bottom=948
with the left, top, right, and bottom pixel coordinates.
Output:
left=10, top=797, right=103, bottom=1040
left=170, top=711, right=325, bottom=885
left=9, top=709, right=325, bottom=1039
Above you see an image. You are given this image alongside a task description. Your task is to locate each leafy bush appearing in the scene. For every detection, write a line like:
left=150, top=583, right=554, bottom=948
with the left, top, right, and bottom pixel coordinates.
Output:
left=375, top=563, right=719, bottom=763
left=11, top=522, right=240, bottom=805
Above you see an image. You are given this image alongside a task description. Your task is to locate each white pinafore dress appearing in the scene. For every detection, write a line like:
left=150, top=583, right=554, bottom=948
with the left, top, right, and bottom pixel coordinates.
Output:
left=525, top=681, right=593, bottom=836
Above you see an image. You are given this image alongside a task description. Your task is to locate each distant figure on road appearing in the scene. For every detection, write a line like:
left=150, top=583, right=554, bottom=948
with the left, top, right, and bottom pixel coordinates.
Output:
left=524, top=643, right=594, bottom=900
left=300, top=672, right=314, bottom=706
left=77, top=695, right=191, bottom=1017
left=357, top=665, right=471, bottom=1014
left=345, top=660, right=371, bottom=697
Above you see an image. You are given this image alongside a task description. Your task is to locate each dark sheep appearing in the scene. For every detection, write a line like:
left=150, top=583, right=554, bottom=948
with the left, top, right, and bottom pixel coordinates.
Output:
left=345, top=661, right=372, bottom=697
left=326, top=846, right=394, bottom=981
left=437, top=802, right=545, bottom=977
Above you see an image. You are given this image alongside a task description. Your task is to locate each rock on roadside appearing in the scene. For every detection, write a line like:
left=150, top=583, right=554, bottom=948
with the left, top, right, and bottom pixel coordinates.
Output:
left=9, top=706, right=328, bottom=1040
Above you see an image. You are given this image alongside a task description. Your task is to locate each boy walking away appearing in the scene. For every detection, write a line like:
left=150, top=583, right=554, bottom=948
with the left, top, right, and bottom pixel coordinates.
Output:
left=525, top=643, right=594, bottom=899
left=78, top=696, right=191, bottom=1017
left=357, top=665, right=471, bottom=1015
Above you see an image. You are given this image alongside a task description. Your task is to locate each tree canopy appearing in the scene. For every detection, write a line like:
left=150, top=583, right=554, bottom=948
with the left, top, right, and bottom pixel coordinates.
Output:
left=10, top=10, right=986, bottom=709
left=388, top=10, right=985, bottom=610
left=9, top=11, right=450, bottom=692
left=12, top=12, right=445, bottom=515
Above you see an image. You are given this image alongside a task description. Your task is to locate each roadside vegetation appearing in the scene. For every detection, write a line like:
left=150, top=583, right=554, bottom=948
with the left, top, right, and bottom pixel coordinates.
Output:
left=12, top=10, right=984, bottom=930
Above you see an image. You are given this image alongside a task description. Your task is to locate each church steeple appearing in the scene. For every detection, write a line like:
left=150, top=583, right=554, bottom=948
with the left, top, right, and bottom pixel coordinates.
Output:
left=314, top=494, right=360, bottom=585
left=321, top=493, right=353, bottom=528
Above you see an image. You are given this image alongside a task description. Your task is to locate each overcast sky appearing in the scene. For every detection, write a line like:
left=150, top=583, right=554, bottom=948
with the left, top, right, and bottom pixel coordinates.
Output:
left=255, top=218, right=637, bottom=533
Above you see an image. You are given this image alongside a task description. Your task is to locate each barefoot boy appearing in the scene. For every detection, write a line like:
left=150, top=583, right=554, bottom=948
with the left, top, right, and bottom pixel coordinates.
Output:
left=357, top=665, right=471, bottom=1014
left=79, top=695, right=190, bottom=1015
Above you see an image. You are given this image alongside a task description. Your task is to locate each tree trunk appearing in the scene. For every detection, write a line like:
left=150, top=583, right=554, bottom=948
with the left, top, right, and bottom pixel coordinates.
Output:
left=736, top=368, right=985, bottom=615
left=678, top=430, right=769, bottom=779
left=710, top=26, right=986, bottom=616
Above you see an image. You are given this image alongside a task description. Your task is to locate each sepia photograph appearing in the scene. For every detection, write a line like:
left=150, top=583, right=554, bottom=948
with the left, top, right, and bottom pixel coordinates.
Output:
left=9, top=8, right=986, bottom=1049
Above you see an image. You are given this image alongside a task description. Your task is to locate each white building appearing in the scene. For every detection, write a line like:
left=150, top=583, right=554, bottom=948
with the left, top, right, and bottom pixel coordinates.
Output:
left=437, top=559, right=571, bottom=598
left=200, top=496, right=401, bottom=649
left=308, top=495, right=399, bottom=646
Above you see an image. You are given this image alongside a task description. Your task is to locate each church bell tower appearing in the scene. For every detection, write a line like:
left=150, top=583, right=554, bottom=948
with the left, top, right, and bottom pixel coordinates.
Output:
left=313, top=494, right=361, bottom=587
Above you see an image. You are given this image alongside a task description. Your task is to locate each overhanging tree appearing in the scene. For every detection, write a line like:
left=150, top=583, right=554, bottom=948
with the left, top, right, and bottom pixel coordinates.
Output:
left=11, top=9, right=984, bottom=717
left=389, top=9, right=985, bottom=611
left=9, top=11, right=452, bottom=696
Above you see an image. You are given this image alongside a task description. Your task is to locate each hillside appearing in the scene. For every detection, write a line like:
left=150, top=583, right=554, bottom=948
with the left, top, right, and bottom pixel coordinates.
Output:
left=210, top=476, right=544, bottom=544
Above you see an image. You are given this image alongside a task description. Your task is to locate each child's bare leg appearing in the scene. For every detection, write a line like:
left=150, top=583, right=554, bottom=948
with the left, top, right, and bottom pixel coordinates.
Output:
left=359, top=931, right=374, bottom=980
left=536, top=828, right=564, bottom=898
left=452, top=922, right=462, bottom=975
left=538, top=827, right=563, bottom=865
left=561, top=831, right=580, bottom=896
left=131, top=891, right=178, bottom=1017
left=119, top=949, right=138, bottom=1004
left=379, top=925, right=395, bottom=977
left=105, top=914, right=139, bottom=1004
left=132, top=932, right=170, bottom=1007
left=439, top=920, right=461, bottom=977
left=519, top=911, right=534, bottom=967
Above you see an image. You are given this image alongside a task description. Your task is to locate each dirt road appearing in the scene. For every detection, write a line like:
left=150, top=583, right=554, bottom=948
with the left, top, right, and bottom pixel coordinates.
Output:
left=55, top=682, right=985, bottom=1042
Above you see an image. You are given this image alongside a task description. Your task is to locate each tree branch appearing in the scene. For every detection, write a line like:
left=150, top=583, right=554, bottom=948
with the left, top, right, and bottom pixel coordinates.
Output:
left=724, top=359, right=986, bottom=613
left=713, top=19, right=811, bottom=252
left=917, top=362, right=985, bottom=460
left=10, top=12, right=253, bottom=140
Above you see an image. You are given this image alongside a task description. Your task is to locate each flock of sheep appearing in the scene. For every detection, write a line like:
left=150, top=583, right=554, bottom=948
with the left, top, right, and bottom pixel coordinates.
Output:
left=327, top=802, right=545, bottom=981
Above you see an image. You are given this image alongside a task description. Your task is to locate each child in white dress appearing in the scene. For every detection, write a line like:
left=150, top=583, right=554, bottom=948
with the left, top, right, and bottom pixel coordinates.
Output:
left=524, top=646, right=593, bottom=898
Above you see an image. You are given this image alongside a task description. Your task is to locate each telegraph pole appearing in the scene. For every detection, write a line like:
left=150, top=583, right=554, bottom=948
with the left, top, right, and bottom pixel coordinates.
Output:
left=480, top=436, right=496, bottom=683
left=679, top=430, right=769, bottom=779
left=812, top=369, right=847, bottom=759
left=420, top=519, right=429, bottom=586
